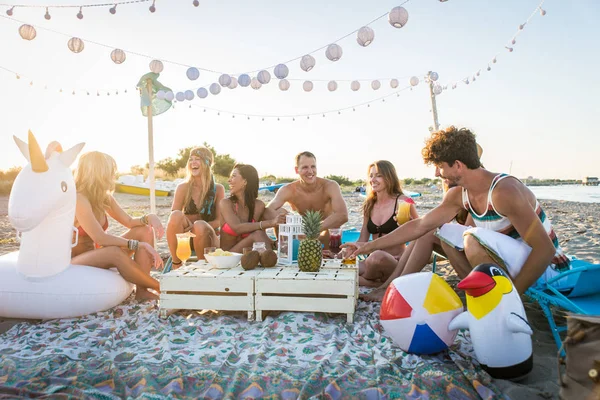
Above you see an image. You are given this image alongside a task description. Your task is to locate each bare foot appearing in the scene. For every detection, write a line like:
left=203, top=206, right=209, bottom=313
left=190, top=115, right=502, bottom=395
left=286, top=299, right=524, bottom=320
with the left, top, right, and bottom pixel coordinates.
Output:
left=360, top=287, right=386, bottom=302
left=135, top=288, right=159, bottom=302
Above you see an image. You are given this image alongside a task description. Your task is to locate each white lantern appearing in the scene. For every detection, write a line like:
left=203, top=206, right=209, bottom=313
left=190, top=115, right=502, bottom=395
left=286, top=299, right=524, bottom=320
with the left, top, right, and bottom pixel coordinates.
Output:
left=351, top=81, right=361, bottom=91
left=277, top=214, right=304, bottom=265
left=238, top=74, right=251, bottom=87
left=327, top=81, right=338, bottom=92
left=257, top=70, right=271, bottom=84
left=184, top=90, right=194, bottom=101
left=175, top=92, right=185, bottom=102
left=409, top=76, right=419, bottom=86
left=164, top=91, right=174, bottom=101
left=300, top=55, right=316, bottom=72
left=430, top=72, right=439, bottom=81
left=149, top=59, right=164, bottom=73
left=390, top=78, right=399, bottom=88
left=156, top=90, right=166, bottom=100
left=67, top=37, right=85, bottom=53
left=218, top=74, right=232, bottom=87
left=357, top=26, right=374, bottom=47
left=388, top=6, right=409, bottom=28
left=325, top=44, right=343, bottom=62
left=18, top=24, right=36, bottom=41
left=371, top=80, right=381, bottom=90
left=197, top=87, right=208, bottom=98
left=228, top=77, right=238, bottom=89
left=274, top=63, right=289, bottom=79
left=110, top=49, right=126, bottom=64
left=279, top=79, right=290, bottom=91
left=186, top=67, right=200, bottom=80
left=251, top=77, right=262, bottom=90
left=433, top=85, right=442, bottom=95
left=209, top=83, right=221, bottom=95
left=303, top=81, right=313, bottom=92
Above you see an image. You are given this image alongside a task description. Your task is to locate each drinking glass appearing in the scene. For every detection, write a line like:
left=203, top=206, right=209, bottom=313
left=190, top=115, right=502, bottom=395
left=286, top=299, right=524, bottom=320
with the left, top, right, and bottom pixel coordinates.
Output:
left=340, top=247, right=357, bottom=266
left=328, top=228, right=342, bottom=253
left=395, top=202, right=412, bottom=226
left=176, top=233, right=192, bottom=266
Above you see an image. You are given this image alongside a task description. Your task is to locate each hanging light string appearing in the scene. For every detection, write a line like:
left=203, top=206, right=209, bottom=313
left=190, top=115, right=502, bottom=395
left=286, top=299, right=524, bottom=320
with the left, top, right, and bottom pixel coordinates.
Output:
left=443, top=0, right=547, bottom=90
left=1, top=0, right=149, bottom=9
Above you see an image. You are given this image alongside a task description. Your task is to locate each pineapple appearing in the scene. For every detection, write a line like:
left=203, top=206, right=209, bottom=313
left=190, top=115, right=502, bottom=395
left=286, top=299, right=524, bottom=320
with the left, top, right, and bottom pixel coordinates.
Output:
left=298, top=210, right=323, bottom=272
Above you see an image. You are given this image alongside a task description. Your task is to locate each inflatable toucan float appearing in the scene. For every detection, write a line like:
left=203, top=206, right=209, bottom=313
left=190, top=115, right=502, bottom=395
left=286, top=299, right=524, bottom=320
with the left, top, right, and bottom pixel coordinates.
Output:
left=449, top=263, right=533, bottom=380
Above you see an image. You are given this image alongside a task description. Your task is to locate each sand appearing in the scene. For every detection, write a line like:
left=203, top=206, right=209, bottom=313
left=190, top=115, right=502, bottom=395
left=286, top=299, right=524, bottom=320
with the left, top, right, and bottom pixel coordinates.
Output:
left=1, top=186, right=599, bottom=399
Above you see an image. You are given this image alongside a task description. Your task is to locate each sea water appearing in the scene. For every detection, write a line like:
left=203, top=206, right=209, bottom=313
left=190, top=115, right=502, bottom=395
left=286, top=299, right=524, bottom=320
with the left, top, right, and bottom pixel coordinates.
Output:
left=527, top=185, right=600, bottom=203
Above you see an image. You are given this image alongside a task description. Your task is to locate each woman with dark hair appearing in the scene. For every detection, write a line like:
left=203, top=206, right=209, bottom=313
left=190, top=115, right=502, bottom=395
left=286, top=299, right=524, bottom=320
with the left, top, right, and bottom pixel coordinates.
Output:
left=219, top=164, right=285, bottom=252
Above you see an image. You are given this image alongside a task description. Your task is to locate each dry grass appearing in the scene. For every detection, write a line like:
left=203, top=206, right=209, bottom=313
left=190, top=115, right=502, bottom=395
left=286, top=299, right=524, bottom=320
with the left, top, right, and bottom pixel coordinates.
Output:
left=0, top=181, right=13, bottom=196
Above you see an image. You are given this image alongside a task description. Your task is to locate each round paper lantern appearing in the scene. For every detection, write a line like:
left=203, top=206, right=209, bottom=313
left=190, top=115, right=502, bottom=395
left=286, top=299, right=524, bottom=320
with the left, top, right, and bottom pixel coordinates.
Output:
left=433, top=85, right=442, bottom=95
left=251, top=77, right=262, bottom=90
left=278, top=79, right=290, bottom=91
left=110, top=49, right=126, bottom=64
left=238, top=74, right=251, bottom=87
left=380, top=272, right=463, bottom=355
left=18, top=24, right=36, bottom=41
left=164, top=91, right=174, bottom=101
left=186, top=67, right=200, bottom=80
left=388, top=6, right=409, bottom=28
left=409, top=76, right=419, bottom=86
left=274, top=63, right=289, bottom=79
left=67, top=37, right=85, bottom=53
left=149, top=60, right=164, bottom=73
left=371, top=80, right=381, bottom=90
left=325, top=44, right=343, bottom=62
left=228, top=77, right=238, bottom=89
left=300, top=55, right=316, bottom=72
left=218, top=74, right=232, bottom=87
left=351, top=81, right=361, bottom=91
left=327, top=81, right=338, bottom=92
left=209, top=83, right=221, bottom=95
left=357, top=26, right=374, bottom=47
left=429, top=72, right=439, bottom=81
left=257, top=70, right=271, bottom=84
left=175, top=92, right=185, bottom=102
left=184, top=90, right=194, bottom=101
left=303, top=81, right=313, bottom=92
left=156, top=90, right=166, bottom=100
left=197, top=87, right=208, bottom=98
left=390, top=78, right=399, bottom=88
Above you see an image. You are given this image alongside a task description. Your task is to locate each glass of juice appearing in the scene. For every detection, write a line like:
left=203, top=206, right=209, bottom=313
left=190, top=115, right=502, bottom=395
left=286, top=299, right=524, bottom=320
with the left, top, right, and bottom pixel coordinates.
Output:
left=176, top=233, right=193, bottom=266
left=328, top=228, right=342, bottom=253
left=395, top=201, right=412, bottom=226
left=340, top=247, right=357, bottom=266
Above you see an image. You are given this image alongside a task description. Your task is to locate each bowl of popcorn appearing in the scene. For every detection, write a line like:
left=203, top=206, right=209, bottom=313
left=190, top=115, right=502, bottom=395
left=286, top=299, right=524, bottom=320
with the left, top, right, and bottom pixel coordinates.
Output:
left=204, top=248, right=243, bottom=269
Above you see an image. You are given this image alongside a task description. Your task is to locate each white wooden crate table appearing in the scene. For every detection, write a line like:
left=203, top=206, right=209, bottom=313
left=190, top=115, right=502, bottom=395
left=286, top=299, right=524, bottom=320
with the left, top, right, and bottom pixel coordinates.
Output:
left=159, top=261, right=261, bottom=321
left=255, top=259, right=358, bottom=323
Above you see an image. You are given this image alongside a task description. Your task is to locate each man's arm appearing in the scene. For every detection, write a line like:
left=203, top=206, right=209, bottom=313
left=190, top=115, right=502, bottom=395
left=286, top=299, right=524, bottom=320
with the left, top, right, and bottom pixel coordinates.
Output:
left=319, top=181, right=348, bottom=230
left=264, top=184, right=291, bottom=220
left=493, top=181, right=555, bottom=294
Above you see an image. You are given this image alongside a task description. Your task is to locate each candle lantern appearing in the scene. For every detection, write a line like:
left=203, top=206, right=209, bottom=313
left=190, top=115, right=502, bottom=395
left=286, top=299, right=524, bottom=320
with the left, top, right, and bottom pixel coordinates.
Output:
left=277, top=214, right=304, bottom=265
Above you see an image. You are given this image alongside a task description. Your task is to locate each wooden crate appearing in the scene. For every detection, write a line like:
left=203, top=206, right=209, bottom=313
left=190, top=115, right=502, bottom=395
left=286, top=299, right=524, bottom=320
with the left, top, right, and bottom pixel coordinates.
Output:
left=159, top=261, right=261, bottom=321
left=255, top=260, right=358, bottom=323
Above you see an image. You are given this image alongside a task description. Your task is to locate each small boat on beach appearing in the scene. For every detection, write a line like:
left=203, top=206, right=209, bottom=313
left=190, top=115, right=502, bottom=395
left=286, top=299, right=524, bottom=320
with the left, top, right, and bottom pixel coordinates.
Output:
left=259, top=183, right=286, bottom=193
left=114, top=175, right=178, bottom=197
left=115, top=183, right=171, bottom=197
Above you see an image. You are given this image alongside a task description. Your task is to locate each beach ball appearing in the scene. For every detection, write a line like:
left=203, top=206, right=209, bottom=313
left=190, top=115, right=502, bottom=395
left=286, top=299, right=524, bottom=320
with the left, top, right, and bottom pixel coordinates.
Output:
left=380, top=272, right=463, bottom=355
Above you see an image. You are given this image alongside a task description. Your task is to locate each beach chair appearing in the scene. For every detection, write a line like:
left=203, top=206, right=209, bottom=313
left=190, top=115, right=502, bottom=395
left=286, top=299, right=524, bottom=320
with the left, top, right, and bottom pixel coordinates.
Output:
left=526, top=258, right=600, bottom=352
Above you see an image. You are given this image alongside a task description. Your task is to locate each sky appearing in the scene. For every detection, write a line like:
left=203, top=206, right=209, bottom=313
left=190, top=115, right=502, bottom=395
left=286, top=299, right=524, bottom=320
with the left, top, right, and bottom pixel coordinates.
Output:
left=0, top=0, right=598, bottom=181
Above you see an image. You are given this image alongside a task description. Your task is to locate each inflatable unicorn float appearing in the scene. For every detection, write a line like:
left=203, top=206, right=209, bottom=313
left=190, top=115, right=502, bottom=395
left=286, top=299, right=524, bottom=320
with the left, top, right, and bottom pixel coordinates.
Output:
left=0, top=132, right=133, bottom=319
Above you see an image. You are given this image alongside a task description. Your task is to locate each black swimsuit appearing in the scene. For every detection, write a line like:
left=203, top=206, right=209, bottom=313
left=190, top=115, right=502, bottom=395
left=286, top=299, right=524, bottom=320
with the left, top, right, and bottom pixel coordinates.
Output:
left=184, top=178, right=216, bottom=222
left=367, top=195, right=400, bottom=235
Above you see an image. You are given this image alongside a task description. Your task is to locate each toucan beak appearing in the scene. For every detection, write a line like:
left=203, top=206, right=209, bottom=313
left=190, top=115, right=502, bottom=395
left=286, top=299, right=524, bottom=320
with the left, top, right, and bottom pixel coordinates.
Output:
left=458, top=271, right=496, bottom=297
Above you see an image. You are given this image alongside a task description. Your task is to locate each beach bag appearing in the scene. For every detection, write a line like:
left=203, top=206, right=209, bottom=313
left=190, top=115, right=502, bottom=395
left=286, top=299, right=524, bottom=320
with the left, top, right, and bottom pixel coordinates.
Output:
left=558, top=314, right=600, bottom=399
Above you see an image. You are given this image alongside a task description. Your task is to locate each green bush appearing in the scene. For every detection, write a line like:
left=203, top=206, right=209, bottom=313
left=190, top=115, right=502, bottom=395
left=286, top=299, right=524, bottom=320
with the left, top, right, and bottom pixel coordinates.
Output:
left=154, top=142, right=237, bottom=178
left=325, top=175, right=353, bottom=186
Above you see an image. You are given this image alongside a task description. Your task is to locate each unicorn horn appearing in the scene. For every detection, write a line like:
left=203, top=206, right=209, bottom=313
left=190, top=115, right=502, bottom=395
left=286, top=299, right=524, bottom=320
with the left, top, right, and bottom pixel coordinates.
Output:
left=28, top=130, right=48, bottom=173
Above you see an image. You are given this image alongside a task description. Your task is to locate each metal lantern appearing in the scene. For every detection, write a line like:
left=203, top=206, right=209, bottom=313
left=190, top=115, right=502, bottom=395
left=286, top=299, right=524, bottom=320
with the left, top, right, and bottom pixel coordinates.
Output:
left=165, top=91, right=174, bottom=101
left=218, top=74, right=232, bottom=87
left=186, top=67, right=200, bottom=80
left=175, top=92, right=185, bottom=102
left=274, top=63, right=289, bottom=79
left=300, top=55, right=316, bottom=72
left=110, top=49, right=126, bottom=64
left=371, top=80, right=381, bottom=90
left=409, top=76, right=419, bottom=86
left=228, top=76, right=238, bottom=89
left=390, top=78, right=399, bottom=88
left=156, top=90, right=166, bottom=100
left=251, top=77, right=262, bottom=90
left=327, top=81, right=338, bottom=92
left=357, top=26, right=374, bottom=47
left=257, top=70, right=271, bottom=84
left=388, top=6, right=409, bottom=28
left=277, top=214, right=304, bottom=265
left=184, top=90, right=194, bottom=101
left=303, top=81, right=313, bottom=92
left=351, top=81, right=361, bottom=91
left=67, top=37, right=85, bottom=53
left=209, top=83, right=221, bottom=95
left=197, top=87, right=208, bottom=98
left=433, top=85, right=442, bottom=95
left=238, top=74, right=251, bottom=87
left=149, top=59, right=164, bottom=73
left=279, top=79, right=290, bottom=91
left=18, top=24, right=36, bottom=41
left=325, top=44, right=343, bottom=62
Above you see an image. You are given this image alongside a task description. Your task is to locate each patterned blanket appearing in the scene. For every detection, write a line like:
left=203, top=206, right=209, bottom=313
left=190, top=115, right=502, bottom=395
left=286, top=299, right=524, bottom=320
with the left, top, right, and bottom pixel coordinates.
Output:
left=0, top=294, right=505, bottom=399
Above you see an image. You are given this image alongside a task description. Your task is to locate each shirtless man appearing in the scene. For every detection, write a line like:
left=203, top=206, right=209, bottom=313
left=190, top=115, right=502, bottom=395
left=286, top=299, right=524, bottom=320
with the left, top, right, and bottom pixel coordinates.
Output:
left=266, top=151, right=348, bottom=249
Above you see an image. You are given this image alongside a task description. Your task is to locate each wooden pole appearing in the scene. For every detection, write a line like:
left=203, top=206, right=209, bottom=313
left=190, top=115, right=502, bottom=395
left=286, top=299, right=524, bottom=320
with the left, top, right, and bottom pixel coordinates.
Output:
left=146, top=78, right=156, bottom=214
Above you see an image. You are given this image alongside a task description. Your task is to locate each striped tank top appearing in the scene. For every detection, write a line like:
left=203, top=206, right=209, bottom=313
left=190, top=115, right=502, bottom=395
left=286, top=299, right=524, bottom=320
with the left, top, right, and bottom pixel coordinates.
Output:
left=462, top=173, right=570, bottom=271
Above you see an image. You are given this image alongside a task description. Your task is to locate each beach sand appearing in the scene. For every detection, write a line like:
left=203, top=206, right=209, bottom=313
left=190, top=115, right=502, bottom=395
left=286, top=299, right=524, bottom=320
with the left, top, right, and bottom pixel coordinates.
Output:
left=1, top=187, right=598, bottom=398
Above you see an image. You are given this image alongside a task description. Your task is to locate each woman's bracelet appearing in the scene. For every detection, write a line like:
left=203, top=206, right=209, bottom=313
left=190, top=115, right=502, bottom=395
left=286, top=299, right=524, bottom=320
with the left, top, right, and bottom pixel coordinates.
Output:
left=127, top=239, right=139, bottom=251
left=259, top=221, right=263, bottom=230
left=140, top=214, right=149, bottom=226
